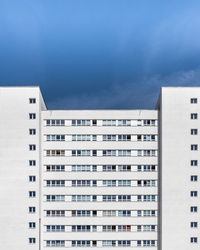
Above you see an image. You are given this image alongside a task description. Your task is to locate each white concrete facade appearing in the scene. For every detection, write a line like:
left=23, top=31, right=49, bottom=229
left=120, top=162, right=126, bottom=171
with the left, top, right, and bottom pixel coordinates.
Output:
left=1, top=86, right=198, bottom=250
left=41, top=110, right=158, bottom=250
left=158, top=87, right=200, bottom=250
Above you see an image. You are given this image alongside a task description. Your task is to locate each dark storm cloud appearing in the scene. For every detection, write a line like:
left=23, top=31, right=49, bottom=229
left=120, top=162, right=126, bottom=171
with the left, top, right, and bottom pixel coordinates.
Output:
left=1, top=0, right=200, bottom=109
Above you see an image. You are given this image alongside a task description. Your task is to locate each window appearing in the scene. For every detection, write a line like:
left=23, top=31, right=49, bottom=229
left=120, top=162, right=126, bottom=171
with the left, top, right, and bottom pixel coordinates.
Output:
left=191, top=237, right=198, bottom=243
left=103, top=165, right=116, bottom=171
left=29, top=113, right=36, bottom=119
left=46, top=225, right=65, bottom=232
left=103, top=135, right=116, bottom=141
left=47, top=135, right=65, bottom=141
left=72, top=241, right=91, bottom=247
left=191, top=113, right=198, bottom=119
left=29, top=191, right=36, bottom=198
left=29, top=129, right=36, bottom=135
left=103, top=210, right=116, bottom=216
left=29, top=145, right=36, bottom=151
left=191, top=206, right=198, bottom=212
left=103, top=150, right=116, bottom=156
left=144, top=150, right=156, bottom=156
left=103, top=180, right=116, bottom=187
left=46, top=150, right=65, bottom=156
left=72, top=210, right=91, bottom=217
left=46, top=180, right=65, bottom=187
left=143, top=135, right=156, bottom=141
left=191, top=175, right=198, bottom=182
left=191, top=160, right=198, bottom=166
left=72, top=150, right=90, bottom=156
left=29, top=207, right=36, bottom=213
left=191, top=222, right=198, bottom=228
left=118, top=180, right=131, bottom=186
left=138, top=180, right=156, bottom=187
left=191, top=98, right=197, bottom=104
left=46, top=241, right=65, bottom=247
left=29, top=222, right=36, bottom=229
left=72, top=225, right=96, bottom=232
left=29, top=98, right=36, bottom=104
left=137, top=165, right=156, bottom=172
left=46, top=195, right=65, bottom=202
left=72, top=180, right=91, bottom=187
left=118, top=240, right=131, bottom=246
left=191, top=144, right=198, bottom=151
left=191, top=191, right=198, bottom=197
left=72, top=135, right=91, bottom=141
left=191, top=129, right=198, bottom=135
left=118, top=135, right=131, bottom=141
left=102, top=241, right=116, bottom=247
left=46, top=165, right=65, bottom=172
left=118, top=120, right=131, bottom=126
left=118, top=165, right=131, bottom=171
left=29, top=238, right=36, bottom=244
left=146, top=165, right=155, bottom=171
left=92, top=120, right=97, bottom=126
left=138, top=195, right=156, bottom=202
left=138, top=210, right=156, bottom=217
left=140, top=225, right=156, bottom=232
left=138, top=150, right=156, bottom=156
left=144, top=210, right=156, bottom=217
left=118, top=210, right=131, bottom=216
left=29, top=160, right=36, bottom=166
left=72, top=165, right=91, bottom=172
left=72, top=195, right=91, bottom=202
left=102, top=120, right=116, bottom=126
left=103, top=225, right=116, bottom=232
left=143, top=119, right=156, bottom=126
left=118, top=195, right=131, bottom=202
left=71, top=120, right=90, bottom=126
left=118, top=150, right=131, bottom=156
left=103, top=195, right=116, bottom=202
left=143, top=240, right=155, bottom=247
left=46, top=119, right=65, bottom=126
left=29, top=176, right=36, bottom=182
left=46, top=210, right=65, bottom=217
left=92, top=150, right=97, bottom=156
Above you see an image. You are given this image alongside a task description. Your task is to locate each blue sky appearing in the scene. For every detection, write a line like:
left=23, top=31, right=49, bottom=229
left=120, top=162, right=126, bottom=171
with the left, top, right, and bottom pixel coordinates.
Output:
left=1, top=0, right=200, bottom=109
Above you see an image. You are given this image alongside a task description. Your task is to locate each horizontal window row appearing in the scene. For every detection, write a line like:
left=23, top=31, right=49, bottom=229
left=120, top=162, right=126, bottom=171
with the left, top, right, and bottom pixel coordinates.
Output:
left=46, top=195, right=157, bottom=202
left=45, top=240, right=157, bottom=247
left=45, top=225, right=156, bottom=232
left=45, top=179, right=156, bottom=187
left=45, top=119, right=157, bottom=127
left=45, top=134, right=156, bottom=142
left=45, top=164, right=157, bottom=172
left=46, top=210, right=156, bottom=217
left=45, top=149, right=157, bottom=157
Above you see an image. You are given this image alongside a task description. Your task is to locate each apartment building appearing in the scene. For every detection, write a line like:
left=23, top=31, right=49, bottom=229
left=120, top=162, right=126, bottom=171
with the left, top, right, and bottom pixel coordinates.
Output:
left=158, top=87, right=200, bottom=250
left=0, top=86, right=198, bottom=250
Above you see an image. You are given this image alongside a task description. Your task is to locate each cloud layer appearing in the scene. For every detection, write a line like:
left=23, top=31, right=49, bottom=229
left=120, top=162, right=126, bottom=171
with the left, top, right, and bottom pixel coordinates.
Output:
left=48, top=67, right=200, bottom=110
